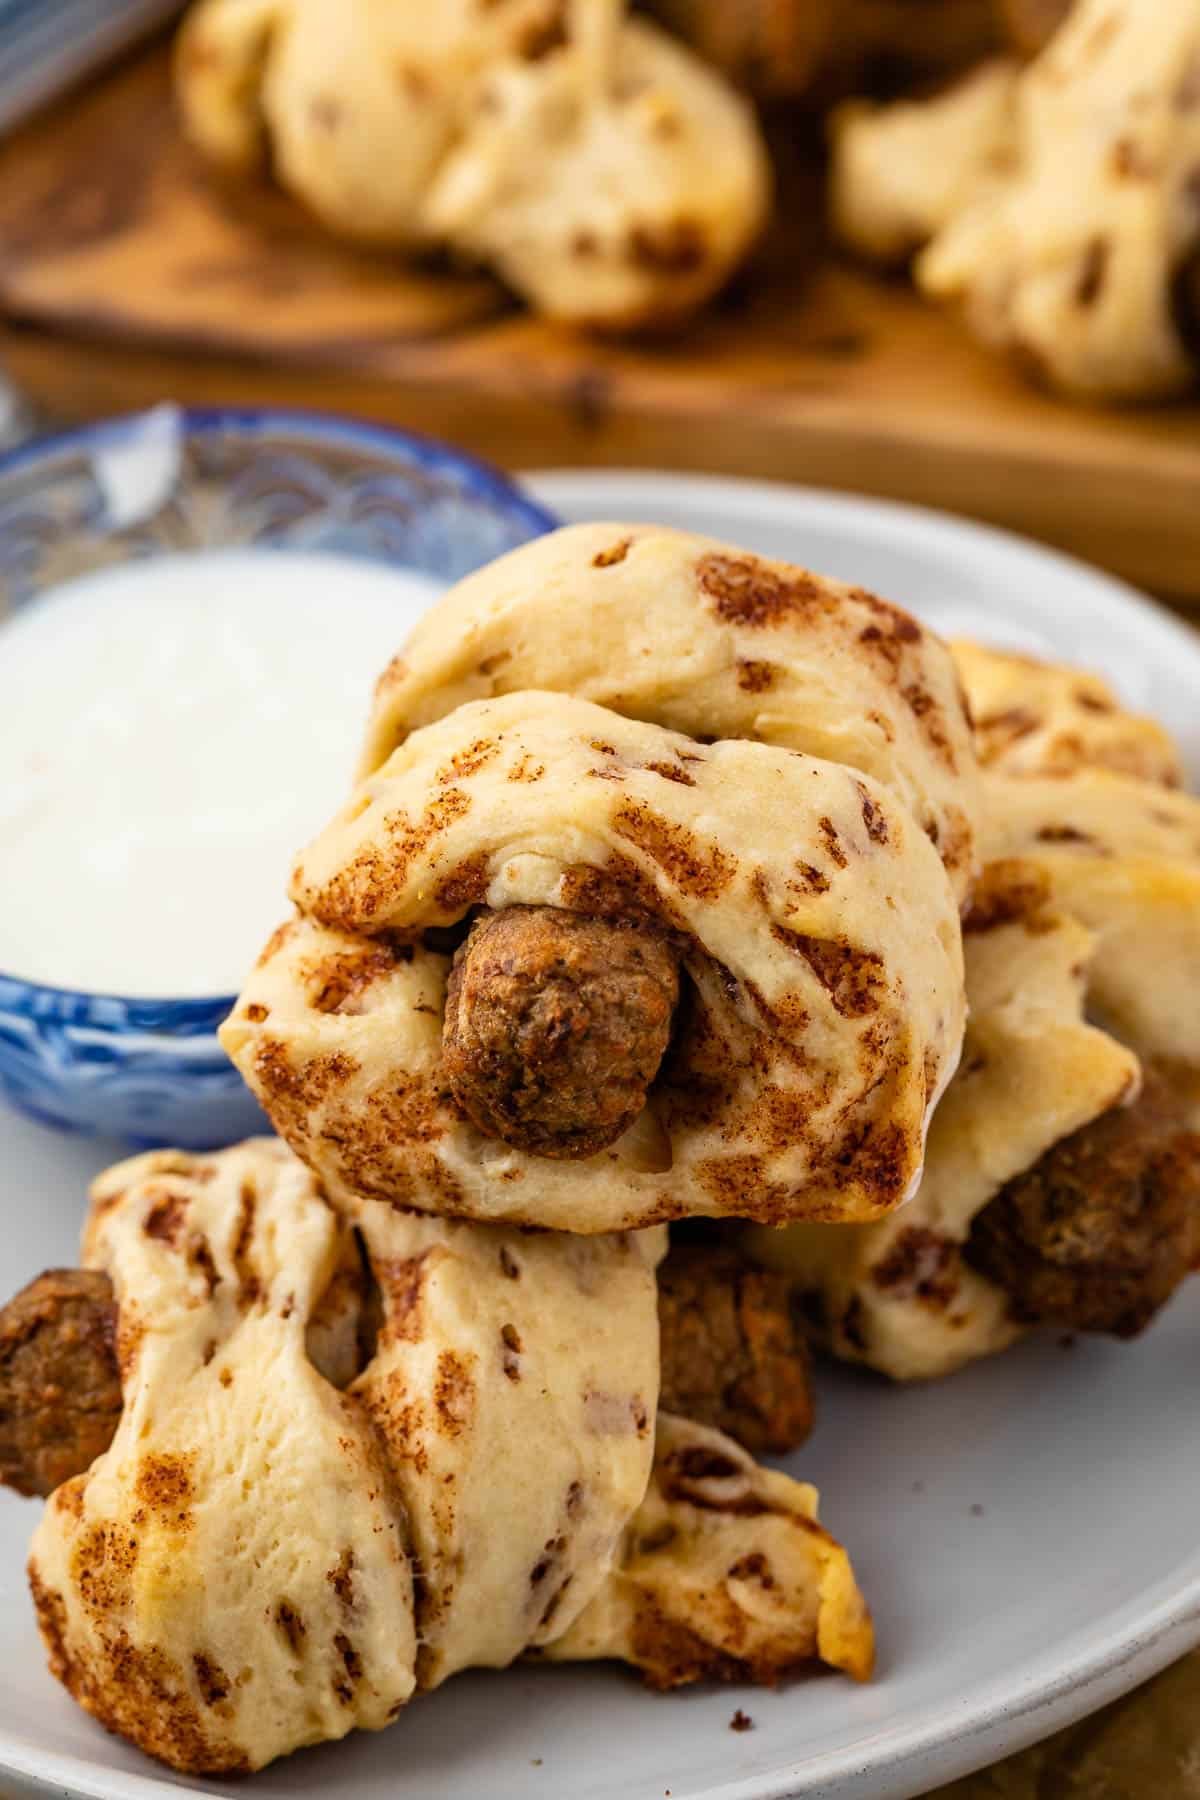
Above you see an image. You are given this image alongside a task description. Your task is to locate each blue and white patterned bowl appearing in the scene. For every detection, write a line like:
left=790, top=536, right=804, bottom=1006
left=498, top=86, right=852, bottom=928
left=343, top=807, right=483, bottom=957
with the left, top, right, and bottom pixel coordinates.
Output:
left=0, top=405, right=557, bottom=1148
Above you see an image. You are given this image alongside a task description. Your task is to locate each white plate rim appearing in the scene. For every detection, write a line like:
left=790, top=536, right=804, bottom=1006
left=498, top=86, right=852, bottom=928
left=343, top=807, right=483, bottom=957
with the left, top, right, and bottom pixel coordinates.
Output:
left=3, top=469, right=1199, bottom=1800
left=3, top=1572, right=1199, bottom=1800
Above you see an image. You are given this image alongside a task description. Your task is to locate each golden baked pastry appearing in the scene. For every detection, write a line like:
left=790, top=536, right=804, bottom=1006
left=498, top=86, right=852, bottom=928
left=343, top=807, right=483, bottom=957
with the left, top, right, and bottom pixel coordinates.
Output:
left=223, top=688, right=966, bottom=1232
left=174, top=0, right=281, bottom=174
left=980, top=768, right=1200, bottom=1067
left=178, top=0, right=566, bottom=243
left=953, top=641, right=1185, bottom=788
left=832, top=0, right=1200, bottom=398
left=176, top=0, right=564, bottom=198
left=176, top=0, right=770, bottom=326
left=919, top=0, right=1200, bottom=397
left=425, top=6, right=771, bottom=328
left=748, top=707, right=1200, bottom=1377
left=746, top=861, right=1139, bottom=1378
left=27, top=1142, right=871, bottom=1773
left=361, top=522, right=980, bottom=905
left=831, top=59, right=1019, bottom=264
left=543, top=1411, right=874, bottom=1685
left=30, top=1140, right=421, bottom=1773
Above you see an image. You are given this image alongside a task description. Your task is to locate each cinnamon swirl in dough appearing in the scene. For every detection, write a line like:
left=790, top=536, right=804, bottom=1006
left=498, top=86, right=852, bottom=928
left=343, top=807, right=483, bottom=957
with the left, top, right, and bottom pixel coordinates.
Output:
left=953, top=641, right=1185, bottom=788
left=542, top=1412, right=873, bottom=1685
left=746, top=863, right=1141, bottom=1379
left=361, top=522, right=980, bottom=904
left=26, top=1141, right=872, bottom=1773
left=223, top=690, right=966, bottom=1232
left=749, top=667, right=1200, bottom=1377
left=424, top=4, right=770, bottom=328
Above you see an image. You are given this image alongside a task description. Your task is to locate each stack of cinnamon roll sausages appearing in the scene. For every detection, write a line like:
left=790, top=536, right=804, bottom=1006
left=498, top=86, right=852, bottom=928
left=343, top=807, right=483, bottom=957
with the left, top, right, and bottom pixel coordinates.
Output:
left=3, top=522, right=1195, bottom=1774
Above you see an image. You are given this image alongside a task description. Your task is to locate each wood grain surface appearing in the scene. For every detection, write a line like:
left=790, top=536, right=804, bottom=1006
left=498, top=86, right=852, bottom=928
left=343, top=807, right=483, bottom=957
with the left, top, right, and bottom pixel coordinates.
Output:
left=938, top=1650, right=1200, bottom=1798
left=1, top=42, right=1198, bottom=606
left=0, top=39, right=504, bottom=355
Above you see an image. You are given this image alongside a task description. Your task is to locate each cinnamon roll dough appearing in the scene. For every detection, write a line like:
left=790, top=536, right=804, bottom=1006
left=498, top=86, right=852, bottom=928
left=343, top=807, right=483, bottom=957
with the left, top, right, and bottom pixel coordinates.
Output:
left=919, top=0, right=1200, bottom=398
left=29, top=1141, right=419, bottom=1774
left=747, top=651, right=1199, bottom=1378
left=424, top=7, right=770, bottom=327
left=831, top=59, right=1019, bottom=265
left=542, top=1411, right=873, bottom=1685
left=361, top=521, right=980, bottom=904
left=176, top=0, right=584, bottom=239
left=980, top=769, right=1200, bottom=1067
left=223, top=690, right=966, bottom=1232
left=176, top=0, right=769, bottom=325
left=27, top=1141, right=871, bottom=1773
left=746, top=862, right=1140, bottom=1379
left=28, top=1140, right=662, bottom=1767
left=953, top=641, right=1185, bottom=788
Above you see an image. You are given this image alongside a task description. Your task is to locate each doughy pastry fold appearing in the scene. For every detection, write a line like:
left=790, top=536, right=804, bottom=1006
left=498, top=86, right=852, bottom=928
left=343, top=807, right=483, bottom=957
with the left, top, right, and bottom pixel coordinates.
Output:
left=952, top=641, right=1184, bottom=788
left=980, top=770, right=1200, bottom=1067
left=747, top=862, right=1139, bottom=1379
left=224, top=690, right=966, bottom=1232
left=28, top=1141, right=872, bottom=1774
left=540, top=1411, right=874, bottom=1686
left=361, top=522, right=980, bottom=906
left=752, top=645, right=1200, bottom=1378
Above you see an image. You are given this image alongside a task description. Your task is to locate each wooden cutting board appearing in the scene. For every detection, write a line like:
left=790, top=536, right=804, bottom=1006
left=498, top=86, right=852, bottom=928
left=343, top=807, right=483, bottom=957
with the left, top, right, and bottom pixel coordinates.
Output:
left=1, top=38, right=1198, bottom=605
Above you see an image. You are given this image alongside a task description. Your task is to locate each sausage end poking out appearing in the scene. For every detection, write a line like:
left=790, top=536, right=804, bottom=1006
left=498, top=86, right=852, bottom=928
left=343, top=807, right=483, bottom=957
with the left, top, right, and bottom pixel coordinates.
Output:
left=442, top=907, right=681, bottom=1159
left=967, top=1068, right=1200, bottom=1337
left=0, top=1270, right=122, bottom=1499
left=657, top=1241, right=815, bottom=1454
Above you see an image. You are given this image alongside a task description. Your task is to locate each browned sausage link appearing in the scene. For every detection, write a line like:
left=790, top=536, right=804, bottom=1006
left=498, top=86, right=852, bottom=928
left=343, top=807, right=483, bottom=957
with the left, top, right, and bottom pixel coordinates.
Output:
left=0, top=1249, right=373, bottom=1498
left=0, top=1236, right=809, bottom=1495
left=0, top=1269, right=121, bottom=1498
left=994, top=0, right=1074, bottom=56
left=657, top=1240, right=815, bottom=1455
left=966, top=1068, right=1200, bottom=1338
left=441, top=906, right=681, bottom=1160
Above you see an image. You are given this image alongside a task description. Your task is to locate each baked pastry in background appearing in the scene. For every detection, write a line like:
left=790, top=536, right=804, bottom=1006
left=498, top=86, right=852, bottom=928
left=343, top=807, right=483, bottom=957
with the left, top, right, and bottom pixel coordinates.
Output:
left=176, top=0, right=585, bottom=229
left=246, top=0, right=569, bottom=248
left=424, top=7, right=770, bottom=329
left=832, top=0, right=1200, bottom=399
left=174, top=0, right=280, bottom=174
left=18, top=1141, right=871, bottom=1773
left=176, top=0, right=770, bottom=327
left=831, top=59, right=1019, bottom=265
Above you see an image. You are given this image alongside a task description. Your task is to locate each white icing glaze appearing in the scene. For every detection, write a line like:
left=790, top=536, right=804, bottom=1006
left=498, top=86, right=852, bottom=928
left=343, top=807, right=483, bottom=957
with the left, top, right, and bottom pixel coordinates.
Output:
left=0, top=548, right=439, bottom=996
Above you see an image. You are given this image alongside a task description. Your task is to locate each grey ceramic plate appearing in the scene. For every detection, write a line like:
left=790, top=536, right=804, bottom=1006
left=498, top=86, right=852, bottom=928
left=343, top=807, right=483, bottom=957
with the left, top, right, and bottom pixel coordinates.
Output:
left=1, top=473, right=1197, bottom=1800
